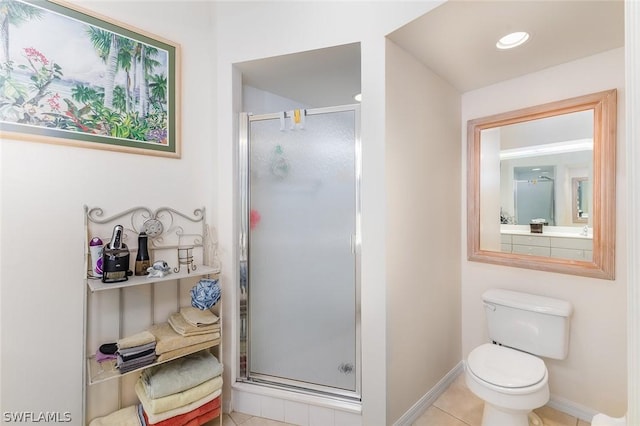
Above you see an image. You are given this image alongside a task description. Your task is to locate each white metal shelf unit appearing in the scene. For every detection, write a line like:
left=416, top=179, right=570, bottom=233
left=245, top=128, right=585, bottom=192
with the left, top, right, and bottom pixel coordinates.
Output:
left=82, top=206, right=222, bottom=425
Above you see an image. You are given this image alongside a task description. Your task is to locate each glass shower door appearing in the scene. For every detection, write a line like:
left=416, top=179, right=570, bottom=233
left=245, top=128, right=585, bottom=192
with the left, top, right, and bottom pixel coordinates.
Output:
left=240, top=105, right=360, bottom=397
left=515, top=179, right=555, bottom=225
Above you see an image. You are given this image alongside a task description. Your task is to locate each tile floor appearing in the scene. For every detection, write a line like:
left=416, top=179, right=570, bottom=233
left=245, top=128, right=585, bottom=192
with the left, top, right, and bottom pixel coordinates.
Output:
left=412, top=374, right=590, bottom=426
left=208, top=374, right=591, bottom=426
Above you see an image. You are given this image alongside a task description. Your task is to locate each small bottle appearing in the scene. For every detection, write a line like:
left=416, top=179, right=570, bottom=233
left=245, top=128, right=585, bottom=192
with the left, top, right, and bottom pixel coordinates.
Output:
left=135, top=232, right=151, bottom=276
left=89, top=237, right=103, bottom=278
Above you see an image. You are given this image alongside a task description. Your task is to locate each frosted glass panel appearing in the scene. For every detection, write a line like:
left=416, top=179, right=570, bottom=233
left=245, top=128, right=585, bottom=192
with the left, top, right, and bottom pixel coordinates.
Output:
left=515, top=180, right=555, bottom=225
left=248, top=110, right=356, bottom=392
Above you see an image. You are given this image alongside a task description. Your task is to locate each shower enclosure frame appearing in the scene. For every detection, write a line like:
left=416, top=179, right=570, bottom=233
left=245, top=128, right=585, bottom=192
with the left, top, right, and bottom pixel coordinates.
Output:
left=237, top=104, right=362, bottom=402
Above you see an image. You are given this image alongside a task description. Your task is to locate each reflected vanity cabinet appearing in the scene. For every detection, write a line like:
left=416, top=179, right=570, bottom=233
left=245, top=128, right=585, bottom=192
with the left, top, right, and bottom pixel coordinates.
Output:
left=501, top=233, right=593, bottom=260
left=82, top=206, right=222, bottom=426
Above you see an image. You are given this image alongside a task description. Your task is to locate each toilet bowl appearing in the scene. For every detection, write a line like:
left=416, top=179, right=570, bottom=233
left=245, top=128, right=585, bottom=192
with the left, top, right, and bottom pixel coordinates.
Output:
left=465, top=343, right=550, bottom=426
left=467, top=289, right=573, bottom=426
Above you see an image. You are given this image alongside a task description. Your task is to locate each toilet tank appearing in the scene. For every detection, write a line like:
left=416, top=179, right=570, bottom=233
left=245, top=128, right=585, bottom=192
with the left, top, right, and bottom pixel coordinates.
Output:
left=483, top=289, right=573, bottom=360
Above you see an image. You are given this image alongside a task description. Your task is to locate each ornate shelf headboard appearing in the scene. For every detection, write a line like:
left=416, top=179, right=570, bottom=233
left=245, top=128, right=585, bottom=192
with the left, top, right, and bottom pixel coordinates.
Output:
left=83, top=206, right=218, bottom=277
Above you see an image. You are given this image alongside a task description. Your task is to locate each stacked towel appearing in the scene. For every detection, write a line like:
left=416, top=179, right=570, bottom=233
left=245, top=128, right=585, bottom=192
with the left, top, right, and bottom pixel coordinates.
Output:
left=88, top=405, right=144, bottom=426
left=117, top=331, right=157, bottom=374
left=135, top=351, right=223, bottom=426
left=118, top=330, right=156, bottom=349
left=142, top=397, right=220, bottom=426
left=168, top=313, right=220, bottom=337
left=148, top=322, right=219, bottom=363
left=180, top=307, right=218, bottom=327
left=140, top=351, right=223, bottom=398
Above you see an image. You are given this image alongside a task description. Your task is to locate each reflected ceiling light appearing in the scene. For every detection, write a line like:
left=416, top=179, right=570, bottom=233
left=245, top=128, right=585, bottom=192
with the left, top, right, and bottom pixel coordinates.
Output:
left=500, top=139, right=593, bottom=160
left=354, top=93, right=362, bottom=102
left=496, top=31, right=530, bottom=50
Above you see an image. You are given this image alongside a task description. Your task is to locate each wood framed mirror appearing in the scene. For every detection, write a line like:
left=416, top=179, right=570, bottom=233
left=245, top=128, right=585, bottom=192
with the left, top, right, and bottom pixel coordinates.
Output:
left=467, top=89, right=617, bottom=279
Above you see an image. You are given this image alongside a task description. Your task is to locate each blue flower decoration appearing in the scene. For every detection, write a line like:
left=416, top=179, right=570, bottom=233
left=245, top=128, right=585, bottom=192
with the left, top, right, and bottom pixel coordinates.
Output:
left=190, top=279, right=221, bottom=310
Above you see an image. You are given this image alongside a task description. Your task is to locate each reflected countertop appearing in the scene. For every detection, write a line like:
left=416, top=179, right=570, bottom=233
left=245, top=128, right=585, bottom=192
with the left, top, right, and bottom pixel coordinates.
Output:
left=500, top=225, right=593, bottom=240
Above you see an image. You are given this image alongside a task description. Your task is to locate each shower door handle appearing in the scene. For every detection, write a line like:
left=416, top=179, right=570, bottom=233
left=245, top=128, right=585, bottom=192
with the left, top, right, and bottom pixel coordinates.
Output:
left=239, top=232, right=248, bottom=260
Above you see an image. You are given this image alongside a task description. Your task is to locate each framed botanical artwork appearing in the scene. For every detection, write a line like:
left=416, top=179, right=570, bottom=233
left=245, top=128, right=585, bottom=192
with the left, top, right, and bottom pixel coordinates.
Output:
left=0, top=0, right=181, bottom=157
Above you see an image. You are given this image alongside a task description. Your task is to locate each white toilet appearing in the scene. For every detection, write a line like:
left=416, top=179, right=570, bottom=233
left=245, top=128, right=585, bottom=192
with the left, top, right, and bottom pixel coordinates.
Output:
left=465, top=289, right=573, bottom=426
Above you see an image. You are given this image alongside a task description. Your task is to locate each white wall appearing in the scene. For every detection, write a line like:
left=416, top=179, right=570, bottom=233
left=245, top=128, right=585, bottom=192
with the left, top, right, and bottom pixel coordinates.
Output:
left=385, top=39, right=461, bottom=424
left=214, top=2, right=441, bottom=424
left=243, top=85, right=309, bottom=115
left=0, top=1, right=217, bottom=421
left=626, top=4, right=640, bottom=423
left=461, top=47, right=627, bottom=415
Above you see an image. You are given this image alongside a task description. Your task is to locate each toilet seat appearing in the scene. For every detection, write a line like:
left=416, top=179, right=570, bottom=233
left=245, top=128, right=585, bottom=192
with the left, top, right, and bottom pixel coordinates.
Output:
left=468, top=343, right=546, bottom=389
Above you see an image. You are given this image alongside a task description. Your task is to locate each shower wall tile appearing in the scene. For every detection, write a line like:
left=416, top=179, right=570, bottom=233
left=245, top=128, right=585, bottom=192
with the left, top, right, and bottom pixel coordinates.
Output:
left=334, top=409, right=362, bottom=426
left=284, top=400, right=309, bottom=426
left=261, top=396, right=285, bottom=422
left=233, top=389, right=362, bottom=426
left=309, top=406, right=334, bottom=426
left=234, top=390, right=262, bottom=417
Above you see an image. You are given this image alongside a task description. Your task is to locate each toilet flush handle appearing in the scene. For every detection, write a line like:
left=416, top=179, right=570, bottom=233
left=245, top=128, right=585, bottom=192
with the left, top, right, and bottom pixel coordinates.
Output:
left=484, top=302, right=497, bottom=311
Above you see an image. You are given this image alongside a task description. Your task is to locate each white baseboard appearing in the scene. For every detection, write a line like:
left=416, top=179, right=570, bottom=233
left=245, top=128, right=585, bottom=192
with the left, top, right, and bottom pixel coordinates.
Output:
left=547, top=394, right=598, bottom=423
left=393, top=361, right=464, bottom=426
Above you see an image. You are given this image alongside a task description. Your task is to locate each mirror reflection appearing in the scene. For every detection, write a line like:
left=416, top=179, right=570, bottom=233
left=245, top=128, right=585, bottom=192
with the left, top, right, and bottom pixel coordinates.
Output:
left=468, top=89, right=617, bottom=280
left=572, top=177, right=590, bottom=223
left=481, top=109, right=594, bottom=260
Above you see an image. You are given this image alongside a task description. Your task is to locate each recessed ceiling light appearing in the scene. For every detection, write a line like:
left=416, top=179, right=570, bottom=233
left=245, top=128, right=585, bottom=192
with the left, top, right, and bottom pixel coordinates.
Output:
left=354, top=93, right=362, bottom=102
left=496, top=31, right=530, bottom=50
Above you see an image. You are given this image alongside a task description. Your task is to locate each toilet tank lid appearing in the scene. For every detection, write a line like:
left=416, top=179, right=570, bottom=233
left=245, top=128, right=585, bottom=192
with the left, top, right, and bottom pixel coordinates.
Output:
left=483, top=289, right=573, bottom=317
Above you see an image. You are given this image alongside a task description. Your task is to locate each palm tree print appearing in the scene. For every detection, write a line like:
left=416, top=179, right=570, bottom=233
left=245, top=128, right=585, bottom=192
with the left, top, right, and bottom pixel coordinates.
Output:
left=0, top=0, right=173, bottom=148
left=149, top=74, right=167, bottom=112
left=0, top=0, right=42, bottom=65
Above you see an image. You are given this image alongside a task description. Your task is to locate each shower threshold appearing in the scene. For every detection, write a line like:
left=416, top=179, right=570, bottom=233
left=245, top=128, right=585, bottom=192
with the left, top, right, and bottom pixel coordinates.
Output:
left=236, top=376, right=362, bottom=410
